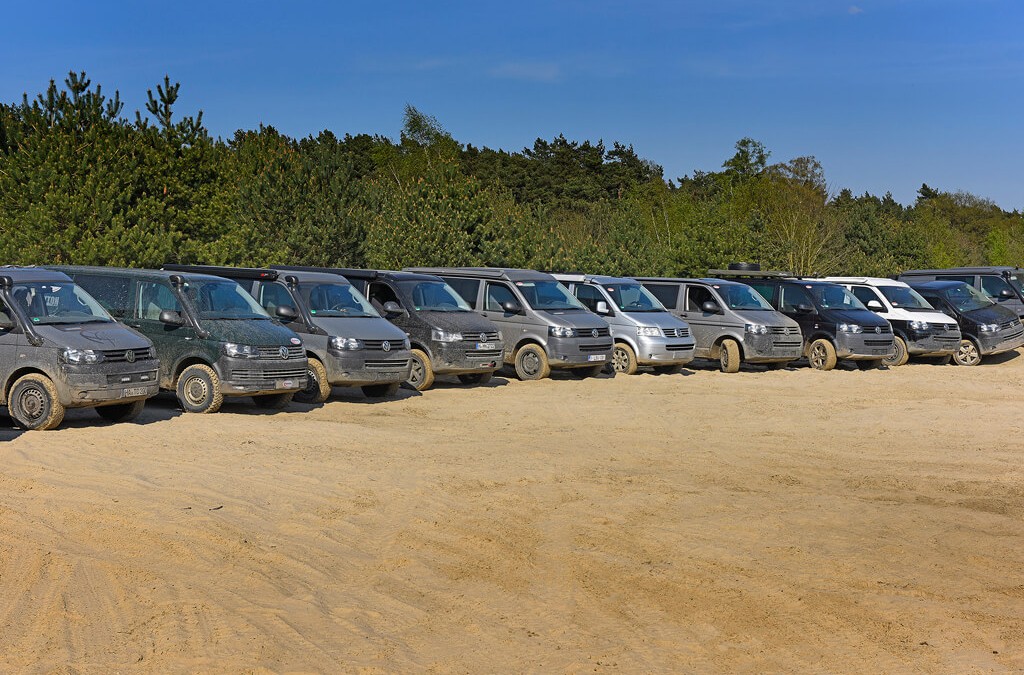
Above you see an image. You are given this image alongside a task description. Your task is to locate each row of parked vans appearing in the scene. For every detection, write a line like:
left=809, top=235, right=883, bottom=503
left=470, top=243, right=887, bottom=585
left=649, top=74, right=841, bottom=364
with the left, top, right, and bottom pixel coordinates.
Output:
left=2, top=263, right=1023, bottom=430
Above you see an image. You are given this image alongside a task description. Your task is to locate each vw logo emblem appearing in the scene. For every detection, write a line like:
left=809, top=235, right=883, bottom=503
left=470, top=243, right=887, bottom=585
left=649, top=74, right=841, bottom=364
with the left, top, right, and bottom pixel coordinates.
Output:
left=279, top=346, right=289, bottom=359
left=125, top=349, right=135, bottom=363
left=591, top=328, right=599, bottom=338
left=874, top=326, right=881, bottom=334
left=382, top=340, right=391, bottom=352
left=479, top=333, right=487, bottom=342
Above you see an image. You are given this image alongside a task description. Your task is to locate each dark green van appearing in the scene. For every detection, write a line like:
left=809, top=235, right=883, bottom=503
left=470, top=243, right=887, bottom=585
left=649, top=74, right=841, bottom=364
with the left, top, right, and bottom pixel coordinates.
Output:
left=51, top=266, right=307, bottom=413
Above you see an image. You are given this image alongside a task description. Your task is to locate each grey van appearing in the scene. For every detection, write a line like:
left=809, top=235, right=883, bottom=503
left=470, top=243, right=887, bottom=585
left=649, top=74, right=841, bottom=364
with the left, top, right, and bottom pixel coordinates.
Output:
left=407, top=267, right=614, bottom=380
left=552, top=273, right=695, bottom=374
left=166, top=265, right=412, bottom=402
left=0, top=267, right=159, bottom=430
left=896, top=267, right=1024, bottom=320
left=53, top=266, right=307, bottom=413
left=636, top=276, right=803, bottom=372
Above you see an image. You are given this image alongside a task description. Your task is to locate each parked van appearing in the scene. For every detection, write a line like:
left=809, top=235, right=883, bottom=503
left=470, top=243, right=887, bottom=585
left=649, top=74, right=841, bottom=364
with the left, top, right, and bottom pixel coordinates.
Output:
left=0, top=267, right=159, bottom=430
left=53, top=266, right=307, bottom=413
left=406, top=267, right=614, bottom=380
left=718, top=270, right=894, bottom=370
left=635, top=276, right=803, bottom=372
left=166, top=265, right=411, bottom=402
left=897, top=267, right=1024, bottom=319
left=823, top=277, right=960, bottom=366
left=282, top=268, right=503, bottom=390
left=903, top=280, right=1024, bottom=365
left=551, top=273, right=695, bottom=374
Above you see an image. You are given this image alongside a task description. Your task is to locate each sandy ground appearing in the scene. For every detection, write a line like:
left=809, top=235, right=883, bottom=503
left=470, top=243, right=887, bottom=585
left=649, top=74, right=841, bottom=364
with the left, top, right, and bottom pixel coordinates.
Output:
left=2, top=353, right=1024, bottom=674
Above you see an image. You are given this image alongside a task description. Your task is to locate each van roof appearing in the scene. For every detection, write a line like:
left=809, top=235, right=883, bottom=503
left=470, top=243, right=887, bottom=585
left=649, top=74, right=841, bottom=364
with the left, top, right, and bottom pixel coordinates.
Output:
left=822, top=276, right=909, bottom=287
left=404, top=267, right=553, bottom=282
left=633, top=276, right=749, bottom=287
left=904, top=280, right=970, bottom=292
left=165, top=264, right=352, bottom=286
left=0, top=266, right=73, bottom=284
left=48, top=265, right=229, bottom=283
left=900, top=266, right=1024, bottom=276
left=550, top=273, right=640, bottom=285
left=273, top=266, right=443, bottom=284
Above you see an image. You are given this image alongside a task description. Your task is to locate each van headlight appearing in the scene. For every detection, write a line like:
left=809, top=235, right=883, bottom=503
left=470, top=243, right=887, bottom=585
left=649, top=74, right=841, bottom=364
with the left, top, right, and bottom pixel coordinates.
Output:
left=908, top=320, right=930, bottom=331
left=744, top=323, right=769, bottom=335
left=978, top=323, right=1001, bottom=333
left=62, top=348, right=104, bottom=364
left=431, top=329, right=463, bottom=342
left=329, top=336, right=364, bottom=350
left=637, top=326, right=661, bottom=337
left=223, top=343, right=260, bottom=358
left=838, top=323, right=863, bottom=333
left=549, top=326, right=577, bottom=338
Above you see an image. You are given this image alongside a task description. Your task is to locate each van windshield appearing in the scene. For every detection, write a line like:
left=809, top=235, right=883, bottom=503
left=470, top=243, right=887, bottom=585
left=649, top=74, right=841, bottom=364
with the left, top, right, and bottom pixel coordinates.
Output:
left=605, top=283, right=664, bottom=312
left=809, top=285, right=867, bottom=311
left=184, top=280, right=270, bottom=320
left=518, top=281, right=586, bottom=311
left=404, top=281, right=472, bottom=312
left=941, top=283, right=994, bottom=312
left=879, top=285, right=933, bottom=310
left=716, top=284, right=774, bottom=310
left=302, top=283, right=379, bottom=318
left=11, top=282, right=113, bottom=325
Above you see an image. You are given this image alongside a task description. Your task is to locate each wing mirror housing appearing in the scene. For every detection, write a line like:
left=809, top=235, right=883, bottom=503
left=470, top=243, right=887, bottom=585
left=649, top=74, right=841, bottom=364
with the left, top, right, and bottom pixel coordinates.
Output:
left=866, top=300, right=885, bottom=312
left=701, top=300, right=723, bottom=314
left=796, top=303, right=815, bottom=313
left=159, top=310, right=186, bottom=326
left=382, top=300, right=404, bottom=316
left=595, top=300, right=611, bottom=315
left=275, top=305, right=298, bottom=320
left=999, top=288, right=1016, bottom=299
left=500, top=299, right=523, bottom=314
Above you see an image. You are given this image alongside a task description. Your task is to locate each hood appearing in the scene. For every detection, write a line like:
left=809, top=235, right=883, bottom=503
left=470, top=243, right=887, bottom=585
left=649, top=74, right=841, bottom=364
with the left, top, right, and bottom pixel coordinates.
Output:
left=730, top=309, right=799, bottom=329
left=961, top=303, right=1018, bottom=325
left=34, top=321, right=152, bottom=351
left=537, top=309, right=609, bottom=330
left=821, top=308, right=890, bottom=328
left=417, top=310, right=500, bottom=333
left=307, top=316, right=408, bottom=341
left=888, top=309, right=958, bottom=325
left=200, top=318, right=303, bottom=347
left=624, top=310, right=690, bottom=330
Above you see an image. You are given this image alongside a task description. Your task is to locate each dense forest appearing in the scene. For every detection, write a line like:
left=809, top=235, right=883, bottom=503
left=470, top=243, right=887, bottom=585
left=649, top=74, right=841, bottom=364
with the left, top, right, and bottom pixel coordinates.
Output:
left=1, top=72, right=1022, bottom=277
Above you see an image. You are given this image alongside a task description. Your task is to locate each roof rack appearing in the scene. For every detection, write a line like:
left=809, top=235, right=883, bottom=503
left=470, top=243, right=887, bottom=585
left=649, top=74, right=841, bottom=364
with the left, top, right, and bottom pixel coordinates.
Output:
left=162, top=264, right=278, bottom=281
left=271, top=265, right=379, bottom=281
left=708, top=269, right=794, bottom=279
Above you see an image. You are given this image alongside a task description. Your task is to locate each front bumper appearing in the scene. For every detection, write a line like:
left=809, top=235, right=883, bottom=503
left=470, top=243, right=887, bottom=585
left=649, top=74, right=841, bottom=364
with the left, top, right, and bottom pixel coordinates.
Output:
left=905, top=328, right=961, bottom=356
left=634, top=335, right=695, bottom=365
left=218, top=355, right=308, bottom=397
left=977, top=327, right=1024, bottom=356
left=58, top=361, right=160, bottom=408
left=325, top=348, right=412, bottom=386
left=742, top=333, right=804, bottom=363
left=834, top=332, right=895, bottom=360
left=547, top=336, right=614, bottom=369
left=432, top=340, right=504, bottom=375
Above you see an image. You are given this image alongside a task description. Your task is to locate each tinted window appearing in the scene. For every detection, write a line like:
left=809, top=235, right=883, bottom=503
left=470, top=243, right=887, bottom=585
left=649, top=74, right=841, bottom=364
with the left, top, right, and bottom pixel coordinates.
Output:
left=644, top=283, right=679, bottom=309
left=257, top=282, right=294, bottom=314
left=302, top=283, right=377, bottom=317
left=183, top=280, right=268, bottom=319
left=11, top=283, right=112, bottom=325
left=879, top=285, right=932, bottom=310
left=574, top=284, right=605, bottom=312
left=485, top=283, right=518, bottom=312
left=981, top=275, right=1014, bottom=298
left=366, top=282, right=400, bottom=312
left=851, top=285, right=883, bottom=307
left=780, top=285, right=813, bottom=312
left=746, top=282, right=776, bottom=306
left=444, top=277, right=481, bottom=309
left=137, top=282, right=182, bottom=320
left=686, top=285, right=715, bottom=311
left=406, top=282, right=472, bottom=312
left=937, top=275, right=974, bottom=285
left=75, top=274, right=132, bottom=317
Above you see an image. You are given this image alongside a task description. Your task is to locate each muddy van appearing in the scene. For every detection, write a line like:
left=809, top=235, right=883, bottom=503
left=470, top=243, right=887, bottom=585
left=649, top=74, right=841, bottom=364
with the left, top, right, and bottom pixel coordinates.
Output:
left=897, top=267, right=1024, bottom=320
left=824, top=277, right=960, bottom=366
left=406, top=267, right=614, bottom=380
left=53, top=266, right=307, bottom=413
left=166, top=265, right=411, bottom=402
left=718, top=269, right=894, bottom=371
left=635, top=276, right=802, bottom=372
left=277, top=267, right=503, bottom=391
left=0, top=267, right=159, bottom=430
left=904, top=280, right=1024, bottom=366
left=551, top=273, right=695, bottom=374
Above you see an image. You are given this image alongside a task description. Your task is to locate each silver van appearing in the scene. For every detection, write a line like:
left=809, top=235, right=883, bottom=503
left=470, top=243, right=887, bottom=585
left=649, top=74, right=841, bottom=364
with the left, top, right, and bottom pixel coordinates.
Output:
left=552, top=273, right=695, bottom=374
left=0, top=267, right=159, bottom=429
left=635, top=277, right=803, bottom=372
left=407, top=267, right=614, bottom=380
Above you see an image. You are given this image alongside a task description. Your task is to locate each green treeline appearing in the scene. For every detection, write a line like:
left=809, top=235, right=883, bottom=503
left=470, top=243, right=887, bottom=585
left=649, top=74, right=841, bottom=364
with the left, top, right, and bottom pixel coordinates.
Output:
left=2, top=72, right=1022, bottom=277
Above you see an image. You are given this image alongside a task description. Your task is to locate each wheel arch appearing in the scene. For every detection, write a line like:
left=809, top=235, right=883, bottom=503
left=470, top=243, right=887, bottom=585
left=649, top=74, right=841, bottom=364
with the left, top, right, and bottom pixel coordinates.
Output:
left=3, top=367, right=52, bottom=406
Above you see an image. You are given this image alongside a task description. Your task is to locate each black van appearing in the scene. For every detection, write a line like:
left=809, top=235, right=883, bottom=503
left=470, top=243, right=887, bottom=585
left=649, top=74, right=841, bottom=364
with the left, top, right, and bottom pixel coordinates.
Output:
left=275, top=267, right=504, bottom=391
left=897, top=267, right=1024, bottom=320
left=719, top=270, right=894, bottom=370
left=905, top=280, right=1024, bottom=365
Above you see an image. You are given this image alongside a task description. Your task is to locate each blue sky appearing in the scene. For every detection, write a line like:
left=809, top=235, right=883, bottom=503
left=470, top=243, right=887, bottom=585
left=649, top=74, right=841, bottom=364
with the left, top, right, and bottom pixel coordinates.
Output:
left=2, top=1, right=1022, bottom=209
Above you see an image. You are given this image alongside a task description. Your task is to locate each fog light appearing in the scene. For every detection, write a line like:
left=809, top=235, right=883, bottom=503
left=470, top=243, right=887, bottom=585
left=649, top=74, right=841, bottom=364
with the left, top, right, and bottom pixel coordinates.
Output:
left=120, top=376, right=131, bottom=383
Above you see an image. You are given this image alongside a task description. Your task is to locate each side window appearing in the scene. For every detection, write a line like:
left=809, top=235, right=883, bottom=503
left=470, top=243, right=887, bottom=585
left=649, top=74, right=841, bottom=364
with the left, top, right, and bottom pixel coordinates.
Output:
left=0, top=297, right=14, bottom=328
left=851, top=285, right=883, bottom=307
left=780, top=285, right=813, bottom=312
left=75, top=274, right=131, bottom=318
left=137, top=282, right=181, bottom=320
left=367, top=282, right=399, bottom=313
left=257, top=282, right=294, bottom=314
left=485, top=283, right=517, bottom=312
left=573, top=284, right=604, bottom=312
left=980, top=275, right=1013, bottom=298
left=644, top=284, right=679, bottom=309
left=937, top=274, right=974, bottom=285
left=444, top=277, right=480, bottom=309
left=747, top=283, right=776, bottom=306
left=686, top=285, right=715, bottom=311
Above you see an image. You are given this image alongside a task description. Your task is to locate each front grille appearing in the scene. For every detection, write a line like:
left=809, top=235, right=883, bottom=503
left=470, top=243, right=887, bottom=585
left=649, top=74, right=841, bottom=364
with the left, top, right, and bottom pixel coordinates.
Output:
left=864, top=339, right=893, bottom=347
left=1000, top=319, right=1021, bottom=331
left=930, top=323, right=958, bottom=331
left=106, top=370, right=158, bottom=385
left=363, top=339, right=404, bottom=352
left=101, top=347, right=155, bottom=362
left=772, top=338, right=803, bottom=347
left=662, top=327, right=691, bottom=338
left=231, top=366, right=307, bottom=382
left=465, top=348, right=502, bottom=358
left=461, top=331, right=500, bottom=343
left=579, top=341, right=613, bottom=353
left=365, top=359, right=410, bottom=370
left=665, top=343, right=693, bottom=351
left=1000, top=326, right=1024, bottom=341
left=768, top=326, right=798, bottom=335
left=256, top=345, right=304, bottom=360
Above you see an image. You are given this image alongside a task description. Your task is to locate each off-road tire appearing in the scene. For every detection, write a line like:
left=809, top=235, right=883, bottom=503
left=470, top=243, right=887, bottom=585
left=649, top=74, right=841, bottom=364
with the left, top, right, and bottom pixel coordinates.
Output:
left=883, top=336, right=910, bottom=367
left=514, top=344, right=550, bottom=380
left=612, top=343, right=639, bottom=375
left=857, top=359, right=884, bottom=371
left=252, top=392, right=294, bottom=409
left=571, top=364, right=606, bottom=379
left=652, top=364, right=685, bottom=375
left=175, top=364, right=223, bottom=414
left=457, top=372, right=493, bottom=385
left=295, top=358, right=331, bottom=404
left=719, top=339, right=741, bottom=373
left=362, top=382, right=401, bottom=397
left=808, top=339, right=838, bottom=371
left=9, top=373, right=65, bottom=430
left=95, top=400, right=145, bottom=423
left=406, top=349, right=435, bottom=390
left=953, top=338, right=982, bottom=366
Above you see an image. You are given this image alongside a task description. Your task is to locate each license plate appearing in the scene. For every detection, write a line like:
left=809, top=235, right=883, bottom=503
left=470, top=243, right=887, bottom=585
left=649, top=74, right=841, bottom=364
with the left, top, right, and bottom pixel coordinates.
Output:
left=587, top=354, right=606, bottom=362
left=122, top=387, right=148, bottom=397
left=275, top=379, right=296, bottom=389
left=475, top=342, right=495, bottom=350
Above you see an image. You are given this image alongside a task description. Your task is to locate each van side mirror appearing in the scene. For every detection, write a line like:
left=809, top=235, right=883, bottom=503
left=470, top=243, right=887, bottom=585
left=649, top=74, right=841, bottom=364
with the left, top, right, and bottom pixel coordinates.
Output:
left=796, top=303, right=815, bottom=313
left=275, top=305, right=298, bottom=320
left=0, top=312, right=14, bottom=330
left=159, top=310, right=185, bottom=326
left=500, top=299, right=523, bottom=314
left=999, top=288, right=1016, bottom=299
left=595, top=300, right=611, bottom=315
left=382, top=300, right=404, bottom=316
left=866, top=300, right=884, bottom=312
left=701, top=300, right=722, bottom=314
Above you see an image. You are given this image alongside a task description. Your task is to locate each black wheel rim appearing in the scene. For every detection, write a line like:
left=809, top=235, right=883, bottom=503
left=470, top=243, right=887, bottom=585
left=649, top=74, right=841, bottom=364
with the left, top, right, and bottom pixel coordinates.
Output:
left=303, top=368, right=320, bottom=397
left=409, top=357, right=424, bottom=384
left=183, top=375, right=209, bottom=406
left=18, top=385, right=47, bottom=421
left=520, top=351, right=540, bottom=376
